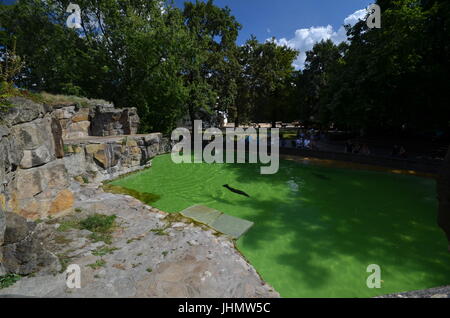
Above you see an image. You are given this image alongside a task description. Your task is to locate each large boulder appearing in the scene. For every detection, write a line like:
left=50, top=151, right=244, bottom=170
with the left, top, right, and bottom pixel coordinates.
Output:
left=90, top=105, right=139, bottom=136
left=0, top=129, right=23, bottom=184
left=11, top=117, right=56, bottom=169
left=7, top=160, right=73, bottom=219
left=1, top=97, right=49, bottom=126
left=1, top=212, right=59, bottom=275
left=54, top=106, right=91, bottom=139
left=437, top=146, right=450, bottom=249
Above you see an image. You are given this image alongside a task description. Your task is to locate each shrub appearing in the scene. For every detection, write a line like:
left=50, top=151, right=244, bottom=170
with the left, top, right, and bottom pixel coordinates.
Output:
left=0, top=274, right=22, bottom=289
left=79, top=214, right=117, bottom=233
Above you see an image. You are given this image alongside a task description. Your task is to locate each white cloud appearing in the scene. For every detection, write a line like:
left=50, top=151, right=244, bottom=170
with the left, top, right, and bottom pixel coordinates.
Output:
left=270, top=9, right=368, bottom=69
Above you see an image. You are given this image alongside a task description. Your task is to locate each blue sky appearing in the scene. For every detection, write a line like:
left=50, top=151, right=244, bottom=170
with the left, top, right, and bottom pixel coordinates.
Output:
left=174, top=0, right=373, bottom=67
left=174, top=0, right=372, bottom=43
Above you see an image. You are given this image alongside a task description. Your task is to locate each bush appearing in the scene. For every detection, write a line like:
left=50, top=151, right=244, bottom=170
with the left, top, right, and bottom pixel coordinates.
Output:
left=0, top=274, right=22, bottom=289
left=79, top=214, right=117, bottom=233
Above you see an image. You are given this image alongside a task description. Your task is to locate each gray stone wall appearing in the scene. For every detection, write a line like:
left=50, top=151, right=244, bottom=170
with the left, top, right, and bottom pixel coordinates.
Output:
left=89, top=104, right=139, bottom=137
left=53, top=102, right=139, bottom=139
left=0, top=96, right=170, bottom=276
left=63, top=134, right=172, bottom=183
left=0, top=97, right=167, bottom=220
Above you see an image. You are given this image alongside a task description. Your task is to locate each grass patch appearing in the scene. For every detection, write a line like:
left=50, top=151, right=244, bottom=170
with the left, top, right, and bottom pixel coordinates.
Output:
left=57, top=214, right=117, bottom=244
left=0, top=274, right=23, bottom=289
left=80, top=214, right=117, bottom=233
left=37, top=92, right=109, bottom=108
left=57, top=219, right=80, bottom=232
left=150, top=227, right=169, bottom=236
left=89, top=232, right=113, bottom=245
left=57, top=254, right=72, bottom=273
left=0, top=82, right=44, bottom=114
left=86, top=259, right=106, bottom=270
left=126, top=237, right=142, bottom=244
left=92, top=246, right=119, bottom=257
left=102, top=184, right=161, bottom=205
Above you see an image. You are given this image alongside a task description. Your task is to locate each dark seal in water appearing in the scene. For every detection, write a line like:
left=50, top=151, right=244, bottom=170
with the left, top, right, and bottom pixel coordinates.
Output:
left=223, top=184, right=250, bottom=198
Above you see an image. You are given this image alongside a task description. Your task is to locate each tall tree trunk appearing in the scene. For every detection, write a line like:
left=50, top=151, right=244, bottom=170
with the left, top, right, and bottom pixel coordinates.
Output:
left=437, top=146, right=450, bottom=251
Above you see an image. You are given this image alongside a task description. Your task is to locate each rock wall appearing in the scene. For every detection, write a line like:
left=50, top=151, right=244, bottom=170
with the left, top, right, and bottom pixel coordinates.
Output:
left=0, top=96, right=171, bottom=276
left=0, top=97, right=168, bottom=221
left=63, top=134, right=171, bottom=183
left=89, top=104, right=139, bottom=137
left=53, top=102, right=139, bottom=139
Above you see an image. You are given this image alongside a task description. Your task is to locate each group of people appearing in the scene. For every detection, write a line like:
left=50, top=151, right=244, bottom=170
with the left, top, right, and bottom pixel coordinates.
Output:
left=294, top=130, right=320, bottom=150
left=294, top=137, right=318, bottom=150
left=278, top=129, right=322, bottom=150
left=344, top=140, right=371, bottom=155
left=391, top=144, right=407, bottom=158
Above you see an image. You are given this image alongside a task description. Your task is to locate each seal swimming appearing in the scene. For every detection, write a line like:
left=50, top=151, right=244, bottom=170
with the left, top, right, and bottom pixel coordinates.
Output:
left=223, top=184, right=250, bottom=197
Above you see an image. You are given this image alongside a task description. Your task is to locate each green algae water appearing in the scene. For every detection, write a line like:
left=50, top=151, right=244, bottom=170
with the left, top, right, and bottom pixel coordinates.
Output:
left=110, top=154, right=450, bottom=297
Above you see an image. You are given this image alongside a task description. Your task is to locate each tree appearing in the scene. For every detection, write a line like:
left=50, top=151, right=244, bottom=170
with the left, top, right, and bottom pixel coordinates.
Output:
left=234, top=36, right=297, bottom=127
left=292, top=39, right=345, bottom=128
left=0, top=0, right=194, bottom=133
left=321, top=0, right=450, bottom=135
left=182, top=0, right=242, bottom=128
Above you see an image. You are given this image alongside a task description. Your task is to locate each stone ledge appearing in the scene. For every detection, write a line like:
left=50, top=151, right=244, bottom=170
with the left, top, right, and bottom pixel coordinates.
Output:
left=378, top=285, right=450, bottom=298
left=0, top=186, right=279, bottom=298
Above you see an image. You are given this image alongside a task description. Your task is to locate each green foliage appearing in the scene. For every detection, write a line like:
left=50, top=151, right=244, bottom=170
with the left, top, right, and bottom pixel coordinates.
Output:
left=57, top=219, right=80, bottom=232
left=231, top=36, right=298, bottom=126
left=89, top=232, right=113, bottom=245
left=150, top=227, right=169, bottom=236
left=1, top=0, right=447, bottom=135
left=79, top=214, right=117, bottom=233
left=57, top=253, right=72, bottom=273
left=182, top=0, right=242, bottom=127
left=103, top=184, right=160, bottom=205
left=0, top=274, right=22, bottom=289
left=57, top=214, right=117, bottom=244
left=92, top=246, right=119, bottom=257
left=296, top=0, right=450, bottom=134
left=0, top=81, right=44, bottom=112
left=0, top=39, right=25, bottom=84
left=86, top=259, right=106, bottom=270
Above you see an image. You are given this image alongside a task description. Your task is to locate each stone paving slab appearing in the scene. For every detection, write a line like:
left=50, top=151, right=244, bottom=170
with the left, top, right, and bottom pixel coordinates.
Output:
left=181, top=205, right=254, bottom=239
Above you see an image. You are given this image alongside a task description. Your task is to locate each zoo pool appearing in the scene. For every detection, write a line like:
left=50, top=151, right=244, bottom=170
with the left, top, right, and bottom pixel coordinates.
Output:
left=110, top=154, right=450, bottom=297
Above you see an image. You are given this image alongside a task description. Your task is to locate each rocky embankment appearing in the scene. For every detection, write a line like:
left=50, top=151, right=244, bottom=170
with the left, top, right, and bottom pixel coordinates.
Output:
left=0, top=184, right=278, bottom=298
left=0, top=96, right=278, bottom=297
